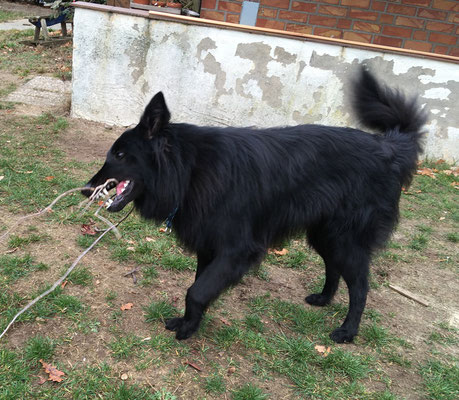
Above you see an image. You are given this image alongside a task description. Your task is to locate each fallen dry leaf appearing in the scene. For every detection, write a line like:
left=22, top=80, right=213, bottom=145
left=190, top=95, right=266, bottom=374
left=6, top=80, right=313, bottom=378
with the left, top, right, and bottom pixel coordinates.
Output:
left=61, top=280, right=68, bottom=289
left=219, top=317, right=232, bottom=326
left=44, top=176, right=54, bottom=181
left=416, top=168, right=436, bottom=179
left=120, top=303, right=133, bottom=311
left=81, top=224, right=96, bottom=236
left=314, top=345, right=331, bottom=357
left=39, top=360, right=65, bottom=382
left=145, top=237, right=154, bottom=242
left=185, top=361, right=203, bottom=372
left=273, top=248, right=288, bottom=256
left=120, top=373, right=128, bottom=380
left=227, top=366, right=236, bottom=374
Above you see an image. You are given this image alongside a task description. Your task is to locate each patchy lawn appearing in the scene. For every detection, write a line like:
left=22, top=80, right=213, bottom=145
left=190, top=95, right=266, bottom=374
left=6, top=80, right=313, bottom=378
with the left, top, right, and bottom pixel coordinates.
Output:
left=0, top=25, right=458, bottom=400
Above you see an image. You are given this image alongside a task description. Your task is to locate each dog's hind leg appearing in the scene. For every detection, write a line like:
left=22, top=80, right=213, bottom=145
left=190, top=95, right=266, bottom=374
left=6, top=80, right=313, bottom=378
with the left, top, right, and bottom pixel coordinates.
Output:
left=166, top=252, right=258, bottom=340
left=305, top=226, right=341, bottom=306
left=330, top=248, right=370, bottom=343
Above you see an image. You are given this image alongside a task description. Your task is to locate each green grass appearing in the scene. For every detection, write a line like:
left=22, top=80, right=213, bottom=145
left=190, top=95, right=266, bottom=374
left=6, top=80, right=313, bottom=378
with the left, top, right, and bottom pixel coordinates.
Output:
left=0, top=29, right=72, bottom=79
left=231, top=383, right=268, bottom=400
left=0, top=10, right=26, bottom=23
left=109, top=334, right=142, bottom=359
left=24, top=335, right=56, bottom=362
left=144, top=300, right=177, bottom=323
left=419, top=359, right=459, bottom=400
left=0, top=254, right=48, bottom=284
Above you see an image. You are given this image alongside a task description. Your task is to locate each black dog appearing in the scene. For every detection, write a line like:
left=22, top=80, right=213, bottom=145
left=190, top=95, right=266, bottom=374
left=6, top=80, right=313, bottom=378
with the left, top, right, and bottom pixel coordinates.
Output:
left=85, top=67, right=426, bottom=343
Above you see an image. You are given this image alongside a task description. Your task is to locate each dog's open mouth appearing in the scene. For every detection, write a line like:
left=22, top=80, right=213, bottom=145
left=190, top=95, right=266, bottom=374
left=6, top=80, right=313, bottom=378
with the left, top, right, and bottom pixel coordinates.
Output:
left=95, top=179, right=135, bottom=212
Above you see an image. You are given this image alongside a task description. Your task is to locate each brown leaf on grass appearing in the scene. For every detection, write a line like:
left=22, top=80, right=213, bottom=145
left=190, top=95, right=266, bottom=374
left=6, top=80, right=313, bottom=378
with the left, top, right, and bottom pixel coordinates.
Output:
left=273, top=248, right=288, bottom=256
left=185, top=361, right=203, bottom=372
left=219, top=317, right=232, bottom=326
left=120, top=303, right=133, bottom=311
left=451, top=181, right=459, bottom=189
left=416, top=168, right=436, bottom=179
left=61, top=280, right=68, bottom=289
left=81, top=224, right=96, bottom=236
left=145, top=237, right=154, bottom=242
left=314, top=345, right=331, bottom=357
left=44, top=176, right=54, bottom=181
left=39, top=360, right=65, bottom=382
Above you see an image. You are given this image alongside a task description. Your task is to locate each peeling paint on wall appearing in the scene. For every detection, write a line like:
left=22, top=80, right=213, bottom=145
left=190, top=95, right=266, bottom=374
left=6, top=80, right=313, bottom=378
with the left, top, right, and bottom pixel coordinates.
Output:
left=71, top=8, right=459, bottom=162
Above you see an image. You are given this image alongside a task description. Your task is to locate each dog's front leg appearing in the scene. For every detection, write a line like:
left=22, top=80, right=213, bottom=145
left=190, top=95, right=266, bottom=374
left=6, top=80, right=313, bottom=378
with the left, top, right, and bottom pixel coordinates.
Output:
left=165, top=254, right=251, bottom=340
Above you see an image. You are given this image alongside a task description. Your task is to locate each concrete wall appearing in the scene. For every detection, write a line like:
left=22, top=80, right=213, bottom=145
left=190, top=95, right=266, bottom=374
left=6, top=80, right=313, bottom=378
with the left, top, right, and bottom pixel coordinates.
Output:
left=71, top=6, right=459, bottom=162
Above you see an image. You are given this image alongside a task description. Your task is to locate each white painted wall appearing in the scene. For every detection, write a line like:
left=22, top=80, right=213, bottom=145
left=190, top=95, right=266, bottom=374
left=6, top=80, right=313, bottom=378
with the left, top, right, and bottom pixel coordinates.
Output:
left=71, top=7, right=459, bottom=162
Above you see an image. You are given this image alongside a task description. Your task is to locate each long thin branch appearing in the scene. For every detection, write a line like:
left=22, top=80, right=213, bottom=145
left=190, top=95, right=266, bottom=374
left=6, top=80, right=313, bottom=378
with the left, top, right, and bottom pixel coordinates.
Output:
left=0, top=186, right=88, bottom=243
left=0, top=206, right=134, bottom=340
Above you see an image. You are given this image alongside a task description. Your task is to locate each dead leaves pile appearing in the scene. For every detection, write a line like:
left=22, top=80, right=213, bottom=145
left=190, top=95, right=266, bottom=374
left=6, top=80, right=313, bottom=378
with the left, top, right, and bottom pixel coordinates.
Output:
left=416, top=162, right=459, bottom=189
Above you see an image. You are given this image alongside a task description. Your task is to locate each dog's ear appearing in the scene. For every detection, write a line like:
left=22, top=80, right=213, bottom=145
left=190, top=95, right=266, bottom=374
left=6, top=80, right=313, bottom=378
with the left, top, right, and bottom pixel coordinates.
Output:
left=139, top=92, right=171, bottom=139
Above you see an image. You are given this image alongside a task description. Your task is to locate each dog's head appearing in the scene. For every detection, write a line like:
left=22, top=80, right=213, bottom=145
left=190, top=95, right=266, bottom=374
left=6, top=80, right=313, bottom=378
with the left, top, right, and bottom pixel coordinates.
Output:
left=83, top=92, right=171, bottom=212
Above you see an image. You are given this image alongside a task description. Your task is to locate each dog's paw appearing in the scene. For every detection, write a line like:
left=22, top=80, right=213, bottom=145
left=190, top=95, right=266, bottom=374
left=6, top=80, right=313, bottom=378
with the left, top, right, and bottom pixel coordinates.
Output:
left=305, top=293, right=330, bottom=307
left=165, top=317, right=184, bottom=332
left=330, top=327, right=356, bottom=343
left=165, top=317, right=198, bottom=340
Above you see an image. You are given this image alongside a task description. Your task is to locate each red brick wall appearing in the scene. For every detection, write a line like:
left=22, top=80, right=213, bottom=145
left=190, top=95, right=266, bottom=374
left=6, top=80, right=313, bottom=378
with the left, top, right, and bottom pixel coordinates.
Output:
left=200, top=0, right=459, bottom=56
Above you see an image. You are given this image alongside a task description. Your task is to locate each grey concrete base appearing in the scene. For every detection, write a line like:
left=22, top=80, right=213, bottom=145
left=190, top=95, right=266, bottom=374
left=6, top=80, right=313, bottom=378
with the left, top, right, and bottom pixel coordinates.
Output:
left=5, top=76, right=71, bottom=115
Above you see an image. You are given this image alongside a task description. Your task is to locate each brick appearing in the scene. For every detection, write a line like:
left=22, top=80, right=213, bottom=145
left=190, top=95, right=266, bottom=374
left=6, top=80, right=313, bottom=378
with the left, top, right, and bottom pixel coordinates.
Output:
left=218, top=1, right=242, bottom=13
left=374, top=35, right=404, bottom=47
left=433, top=45, right=449, bottom=54
left=450, top=47, right=459, bottom=57
left=319, top=5, right=347, bottom=16
left=349, top=10, right=379, bottom=20
left=226, top=13, right=240, bottom=23
left=426, top=21, right=455, bottom=32
left=387, top=4, right=417, bottom=16
left=256, top=18, right=286, bottom=30
left=343, top=31, right=372, bottom=43
left=418, top=8, right=447, bottom=19
left=337, top=18, right=352, bottom=29
left=291, top=2, right=317, bottom=13
left=201, top=0, right=216, bottom=9
left=260, top=0, right=290, bottom=9
left=285, top=23, right=313, bottom=34
left=354, top=21, right=381, bottom=33
left=383, top=26, right=412, bottom=37
left=429, top=32, right=458, bottom=44
left=201, top=10, right=225, bottom=21
left=404, top=40, right=432, bottom=51
left=308, top=15, right=338, bottom=26
left=317, top=0, right=339, bottom=4
left=401, top=0, right=432, bottom=6
left=413, top=30, right=428, bottom=40
left=432, top=0, right=459, bottom=12
left=380, top=14, right=394, bottom=24
left=258, top=7, right=278, bottom=18
left=372, top=1, right=387, bottom=11
left=279, top=11, right=309, bottom=23
left=313, top=27, right=343, bottom=38
left=448, top=13, right=459, bottom=23
left=395, top=16, right=425, bottom=28
left=341, top=0, right=370, bottom=7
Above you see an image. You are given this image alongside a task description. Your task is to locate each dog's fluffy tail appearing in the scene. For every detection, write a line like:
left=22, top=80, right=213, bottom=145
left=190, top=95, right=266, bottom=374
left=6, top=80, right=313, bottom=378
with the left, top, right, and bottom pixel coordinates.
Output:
left=352, top=66, right=427, bottom=187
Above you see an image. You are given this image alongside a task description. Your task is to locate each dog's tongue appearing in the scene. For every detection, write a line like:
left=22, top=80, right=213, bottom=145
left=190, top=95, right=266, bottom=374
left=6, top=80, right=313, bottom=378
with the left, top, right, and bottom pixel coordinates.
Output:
left=116, top=181, right=127, bottom=196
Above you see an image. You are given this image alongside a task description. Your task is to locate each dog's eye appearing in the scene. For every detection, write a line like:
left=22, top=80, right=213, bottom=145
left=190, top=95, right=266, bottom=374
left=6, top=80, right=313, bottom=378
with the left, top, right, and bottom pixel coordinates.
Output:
left=115, top=151, right=125, bottom=160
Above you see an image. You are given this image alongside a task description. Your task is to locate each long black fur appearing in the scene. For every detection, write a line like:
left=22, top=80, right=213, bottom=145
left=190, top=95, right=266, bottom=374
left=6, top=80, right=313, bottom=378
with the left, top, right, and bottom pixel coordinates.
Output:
left=85, top=67, right=426, bottom=343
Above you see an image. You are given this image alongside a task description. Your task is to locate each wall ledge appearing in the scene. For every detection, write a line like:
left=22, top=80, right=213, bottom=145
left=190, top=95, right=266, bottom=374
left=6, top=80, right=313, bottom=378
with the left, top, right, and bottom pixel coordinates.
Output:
left=73, top=1, right=459, bottom=65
